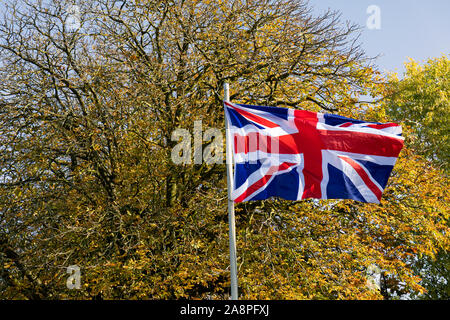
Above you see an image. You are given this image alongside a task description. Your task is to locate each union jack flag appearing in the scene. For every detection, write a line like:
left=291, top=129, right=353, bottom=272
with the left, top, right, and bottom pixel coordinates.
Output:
left=224, top=101, right=404, bottom=203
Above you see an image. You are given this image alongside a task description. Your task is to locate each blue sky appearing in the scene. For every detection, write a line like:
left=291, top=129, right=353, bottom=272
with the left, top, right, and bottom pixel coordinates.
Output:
left=1, top=1, right=448, bottom=75
left=310, top=0, right=450, bottom=75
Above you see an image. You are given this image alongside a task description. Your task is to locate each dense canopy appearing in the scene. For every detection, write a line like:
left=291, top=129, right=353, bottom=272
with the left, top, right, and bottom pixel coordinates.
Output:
left=0, top=0, right=448, bottom=299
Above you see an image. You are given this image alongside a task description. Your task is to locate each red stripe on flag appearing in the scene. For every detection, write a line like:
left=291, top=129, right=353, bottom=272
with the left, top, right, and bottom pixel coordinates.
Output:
left=338, top=156, right=383, bottom=201
left=225, top=102, right=279, bottom=128
left=234, top=132, right=300, bottom=154
left=366, top=123, right=399, bottom=130
left=319, top=130, right=404, bottom=157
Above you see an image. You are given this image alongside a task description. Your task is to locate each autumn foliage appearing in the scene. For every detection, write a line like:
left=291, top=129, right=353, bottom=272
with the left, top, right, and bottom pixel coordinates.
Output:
left=0, top=0, right=448, bottom=299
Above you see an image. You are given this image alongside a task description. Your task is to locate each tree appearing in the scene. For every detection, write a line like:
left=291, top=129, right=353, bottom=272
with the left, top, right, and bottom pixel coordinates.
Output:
left=411, top=248, right=450, bottom=300
left=386, top=55, right=450, bottom=173
left=0, top=0, right=447, bottom=299
left=385, top=56, right=450, bottom=299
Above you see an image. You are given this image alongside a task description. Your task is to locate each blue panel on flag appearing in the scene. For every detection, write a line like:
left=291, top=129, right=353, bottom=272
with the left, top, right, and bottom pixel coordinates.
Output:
left=234, top=162, right=263, bottom=190
left=226, top=107, right=265, bottom=129
left=251, top=169, right=299, bottom=201
left=237, top=104, right=289, bottom=120
left=326, top=164, right=366, bottom=202
left=324, top=113, right=370, bottom=126
left=353, top=160, right=394, bottom=189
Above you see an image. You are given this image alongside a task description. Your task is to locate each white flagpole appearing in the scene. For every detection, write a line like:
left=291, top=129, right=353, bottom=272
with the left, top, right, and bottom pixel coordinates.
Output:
left=223, top=83, right=238, bottom=300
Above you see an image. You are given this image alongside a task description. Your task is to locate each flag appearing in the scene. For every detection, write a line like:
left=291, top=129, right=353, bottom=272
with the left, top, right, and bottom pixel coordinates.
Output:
left=224, top=101, right=404, bottom=203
